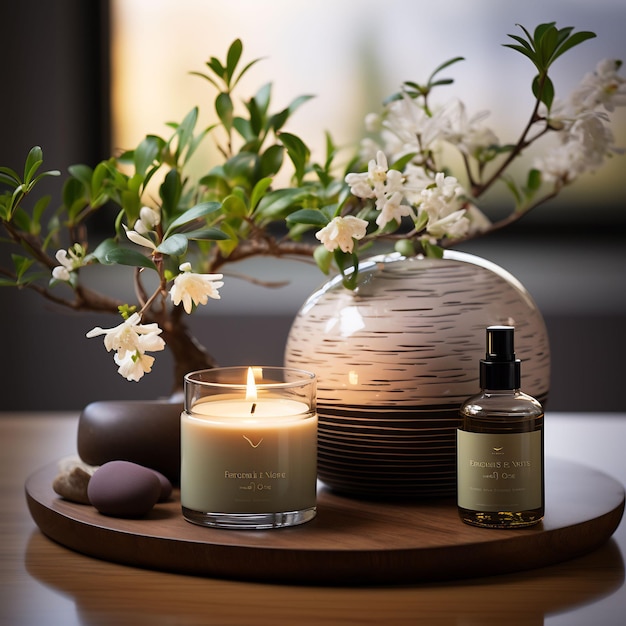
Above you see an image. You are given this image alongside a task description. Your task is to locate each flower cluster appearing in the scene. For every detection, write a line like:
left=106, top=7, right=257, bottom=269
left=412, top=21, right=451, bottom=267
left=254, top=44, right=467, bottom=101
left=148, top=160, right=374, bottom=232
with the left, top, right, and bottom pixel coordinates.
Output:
left=534, top=59, right=625, bottom=183
left=310, top=52, right=625, bottom=263
left=169, top=262, right=224, bottom=313
left=1, top=23, right=624, bottom=383
left=85, top=313, right=165, bottom=381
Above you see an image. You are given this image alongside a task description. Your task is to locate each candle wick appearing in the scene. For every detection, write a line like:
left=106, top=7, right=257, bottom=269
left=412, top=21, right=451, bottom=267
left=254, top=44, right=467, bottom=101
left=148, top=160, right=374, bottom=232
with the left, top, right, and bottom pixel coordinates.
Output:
left=250, top=403, right=257, bottom=415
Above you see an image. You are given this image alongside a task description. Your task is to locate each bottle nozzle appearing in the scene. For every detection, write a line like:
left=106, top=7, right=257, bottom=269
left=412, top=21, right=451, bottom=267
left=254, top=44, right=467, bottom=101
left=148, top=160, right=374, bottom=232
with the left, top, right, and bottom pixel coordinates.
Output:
left=486, top=325, right=516, bottom=361
left=480, top=325, right=521, bottom=390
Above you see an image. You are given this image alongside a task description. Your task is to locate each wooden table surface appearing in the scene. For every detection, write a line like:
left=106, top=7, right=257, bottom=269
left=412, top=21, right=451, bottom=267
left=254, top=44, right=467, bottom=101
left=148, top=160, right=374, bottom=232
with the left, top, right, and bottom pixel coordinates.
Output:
left=2, top=412, right=625, bottom=626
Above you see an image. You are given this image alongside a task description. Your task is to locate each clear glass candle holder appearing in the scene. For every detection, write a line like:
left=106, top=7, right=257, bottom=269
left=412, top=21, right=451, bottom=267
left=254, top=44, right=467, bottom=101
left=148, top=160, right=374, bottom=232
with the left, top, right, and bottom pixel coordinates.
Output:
left=181, top=366, right=317, bottom=529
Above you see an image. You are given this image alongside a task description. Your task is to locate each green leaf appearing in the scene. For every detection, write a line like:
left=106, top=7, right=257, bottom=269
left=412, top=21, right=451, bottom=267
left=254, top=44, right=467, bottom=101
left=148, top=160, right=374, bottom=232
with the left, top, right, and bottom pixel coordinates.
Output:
left=286, top=208, right=328, bottom=226
left=503, top=42, right=539, bottom=67
left=225, top=39, right=243, bottom=84
left=222, top=151, right=257, bottom=183
left=389, top=152, right=418, bottom=171
left=91, top=238, right=118, bottom=264
left=207, top=56, right=225, bottom=80
left=156, top=233, right=188, bottom=256
left=501, top=175, right=523, bottom=206
left=427, top=56, right=464, bottom=86
left=253, top=82, right=272, bottom=118
left=533, top=74, right=554, bottom=110
left=526, top=168, right=542, bottom=192
left=172, top=107, right=199, bottom=160
left=270, top=94, right=315, bottom=133
left=422, top=240, right=444, bottom=259
left=121, top=189, right=140, bottom=224
left=11, top=206, right=31, bottom=231
left=164, top=201, right=221, bottom=236
left=246, top=94, right=264, bottom=136
left=30, top=195, right=51, bottom=235
left=12, top=253, right=35, bottom=281
left=233, top=116, right=254, bottom=142
left=221, top=194, right=248, bottom=218
left=232, top=57, right=264, bottom=91
left=160, top=169, right=182, bottom=216
left=181, top=227, right=230, bottom=241
left=134, top=135, right=162, bottom=177
left=334, top=249, right=360, bottom=290
left=413, top=209, right=429, bottom=232
left=104, top=246, right=157, bottom=270
left=216, top=92, right=234, bottom=130
left=255, top=187, right=309, bottom=220
left=62, top=177, right=88, bottom=220
left=537, top=24, right=558, bottom=66
left=552, top=30, right=596, bottom=63
left=279, top=132, right=310, bottom=183
left=68, top=164, right=93, bottom=192
left=216, top=221, right=239, bottom=256
left=250, top=177, right=273, bottom=211
left=259, top=144, right=284, bottom=177
left=199, top=173, right=232, bottom=200
left=91, top=161, right=110, bottom=206
left=23, top=146, right=43, bottom=185
left=0, top=166, right=21, bottom=186
left=313, top=245, right=333, bottom=275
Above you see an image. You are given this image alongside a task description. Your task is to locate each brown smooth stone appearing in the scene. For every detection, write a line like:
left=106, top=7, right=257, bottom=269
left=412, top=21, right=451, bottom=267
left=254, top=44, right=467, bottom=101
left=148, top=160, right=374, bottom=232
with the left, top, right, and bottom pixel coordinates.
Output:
left=77, top=400, right=183, bottom=484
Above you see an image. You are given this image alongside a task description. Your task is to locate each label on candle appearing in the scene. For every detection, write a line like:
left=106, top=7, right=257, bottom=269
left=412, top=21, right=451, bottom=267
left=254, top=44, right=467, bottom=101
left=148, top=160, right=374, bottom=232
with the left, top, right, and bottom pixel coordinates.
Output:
left=181, top=399, right=317, bottom=514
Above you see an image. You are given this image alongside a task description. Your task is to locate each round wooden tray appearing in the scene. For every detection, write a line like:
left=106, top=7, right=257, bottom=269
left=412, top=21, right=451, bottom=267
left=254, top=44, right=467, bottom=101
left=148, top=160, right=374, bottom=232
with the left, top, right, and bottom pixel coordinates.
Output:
left=26, top=457, right=624, bottom=585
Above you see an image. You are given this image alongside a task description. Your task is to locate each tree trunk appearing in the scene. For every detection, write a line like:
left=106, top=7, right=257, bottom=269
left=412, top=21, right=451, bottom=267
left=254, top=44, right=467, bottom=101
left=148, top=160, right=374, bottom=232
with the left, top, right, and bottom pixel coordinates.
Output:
left=159, top=314, right=217, bottom=393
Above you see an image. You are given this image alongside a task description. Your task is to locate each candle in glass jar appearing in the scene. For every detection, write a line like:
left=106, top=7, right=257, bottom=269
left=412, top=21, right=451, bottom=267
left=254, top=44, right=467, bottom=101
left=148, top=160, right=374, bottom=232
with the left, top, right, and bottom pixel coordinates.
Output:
left=180, top=367, right=317, bottom=529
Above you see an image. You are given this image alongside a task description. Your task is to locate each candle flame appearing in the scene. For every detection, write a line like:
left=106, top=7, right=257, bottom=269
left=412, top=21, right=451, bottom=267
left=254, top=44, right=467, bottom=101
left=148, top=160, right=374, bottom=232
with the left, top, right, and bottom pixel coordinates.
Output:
left=246, top=366, right=258, bottom=401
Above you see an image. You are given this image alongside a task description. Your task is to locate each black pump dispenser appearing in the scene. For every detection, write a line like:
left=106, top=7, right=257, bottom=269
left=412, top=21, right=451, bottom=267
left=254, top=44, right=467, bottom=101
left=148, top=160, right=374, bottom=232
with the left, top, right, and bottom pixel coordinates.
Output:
left=479, top=325, right=521, bottom=390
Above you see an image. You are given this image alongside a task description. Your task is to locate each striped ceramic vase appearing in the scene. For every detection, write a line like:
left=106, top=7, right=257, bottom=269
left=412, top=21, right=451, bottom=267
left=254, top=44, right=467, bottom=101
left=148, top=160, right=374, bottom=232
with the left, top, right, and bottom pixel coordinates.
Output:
left=284, top=251, right=550, bottom=498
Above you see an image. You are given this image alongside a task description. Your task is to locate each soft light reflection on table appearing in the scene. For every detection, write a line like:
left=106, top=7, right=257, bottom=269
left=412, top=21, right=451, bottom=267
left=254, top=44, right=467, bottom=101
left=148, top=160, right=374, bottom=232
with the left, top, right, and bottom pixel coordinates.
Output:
left=1, top=412, right=625, bottom=625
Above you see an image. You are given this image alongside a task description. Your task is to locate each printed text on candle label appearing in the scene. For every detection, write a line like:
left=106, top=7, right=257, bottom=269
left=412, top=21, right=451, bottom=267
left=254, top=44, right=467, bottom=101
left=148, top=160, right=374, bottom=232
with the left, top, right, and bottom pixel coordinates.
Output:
left=224, top=471, right=287, bottom=479
left=224, top=470, right=288, bottom=493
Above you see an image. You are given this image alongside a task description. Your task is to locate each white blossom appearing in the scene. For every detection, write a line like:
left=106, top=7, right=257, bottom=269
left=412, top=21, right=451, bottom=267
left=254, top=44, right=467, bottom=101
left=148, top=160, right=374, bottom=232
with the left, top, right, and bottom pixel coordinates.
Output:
left=426, top=209, right=470, bottom=239
left=345, top=171, right=375, bottom=199
left=570, top=59, right=626, bottom=113
left=86, top=312, right=165, bottom=382
left=52, top=265, right=71, bottom=282
left=169, top=262, right=224, bottom=313
left=51, top=244, right=86, bottom=282
left=364, top=112, right=382, bottom=133
left=345, top=151, right=413, bottom=228
left=114, top=349, right=156, bottom=382
left=376, top=191, right=413, bottom=228
left=535, top=112, right=617, bottom=183
left=440, top=100, right=500, bottom=158
left=123, top=224, right=157, bottom=250
left=419, top=173, right=465, bottom=218
left=381, top=94, right=451, bottom=160
left=134, top=206, right=161, bottom=235
left=315, top=216, right=368, bottom=253
left=414, top=173, right=469, bottom=239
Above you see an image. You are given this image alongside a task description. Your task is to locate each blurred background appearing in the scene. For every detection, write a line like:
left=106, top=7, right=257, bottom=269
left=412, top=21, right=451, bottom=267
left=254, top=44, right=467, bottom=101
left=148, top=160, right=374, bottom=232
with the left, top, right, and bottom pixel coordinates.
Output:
left=1, top=0, right=624, bottom=411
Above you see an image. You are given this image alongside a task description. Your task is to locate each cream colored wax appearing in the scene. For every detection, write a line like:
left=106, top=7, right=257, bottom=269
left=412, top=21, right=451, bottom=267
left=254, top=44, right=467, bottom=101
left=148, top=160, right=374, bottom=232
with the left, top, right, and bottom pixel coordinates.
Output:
left=181, top=398, right=317, bottom=513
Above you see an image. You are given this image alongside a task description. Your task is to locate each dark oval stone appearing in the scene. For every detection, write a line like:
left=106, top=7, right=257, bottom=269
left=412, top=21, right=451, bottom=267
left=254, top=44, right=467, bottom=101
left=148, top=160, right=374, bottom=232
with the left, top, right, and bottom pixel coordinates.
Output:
left=88, top=460, right=161, bottom=518
left=77, top=400, right=182, bottom=484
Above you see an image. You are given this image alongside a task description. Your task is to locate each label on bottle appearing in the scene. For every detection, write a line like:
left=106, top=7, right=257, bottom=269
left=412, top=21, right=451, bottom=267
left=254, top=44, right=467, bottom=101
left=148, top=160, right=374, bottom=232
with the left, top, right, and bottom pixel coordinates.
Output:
left=457, top=430, right=543, bottom=511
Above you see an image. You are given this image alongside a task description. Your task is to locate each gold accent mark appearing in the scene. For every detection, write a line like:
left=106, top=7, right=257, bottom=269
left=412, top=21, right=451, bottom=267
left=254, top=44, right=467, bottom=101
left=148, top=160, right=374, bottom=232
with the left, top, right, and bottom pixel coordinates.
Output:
left=243, top=435, right=263, bottom=448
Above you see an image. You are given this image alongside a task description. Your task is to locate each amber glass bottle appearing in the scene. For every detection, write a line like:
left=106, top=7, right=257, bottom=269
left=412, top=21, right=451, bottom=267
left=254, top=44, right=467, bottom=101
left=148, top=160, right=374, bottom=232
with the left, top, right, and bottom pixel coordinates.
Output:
left=457, top=326, right=544, bottom=528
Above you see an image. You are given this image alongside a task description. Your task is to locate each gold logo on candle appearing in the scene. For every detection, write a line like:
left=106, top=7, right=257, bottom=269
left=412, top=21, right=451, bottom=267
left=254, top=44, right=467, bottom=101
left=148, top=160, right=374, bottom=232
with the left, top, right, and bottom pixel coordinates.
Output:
left=243, top=435, right=263, bottom=448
